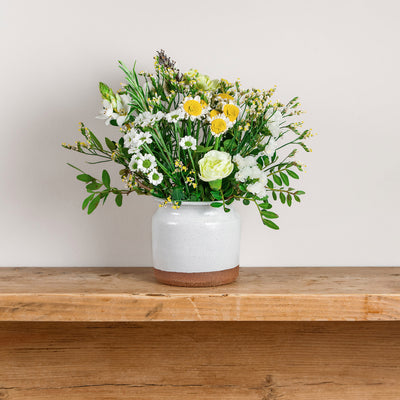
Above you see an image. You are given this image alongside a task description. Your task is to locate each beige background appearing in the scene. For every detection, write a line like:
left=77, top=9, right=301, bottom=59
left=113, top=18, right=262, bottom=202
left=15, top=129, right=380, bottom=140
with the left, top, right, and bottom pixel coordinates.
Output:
left=1, top=0, right=399, bottom=267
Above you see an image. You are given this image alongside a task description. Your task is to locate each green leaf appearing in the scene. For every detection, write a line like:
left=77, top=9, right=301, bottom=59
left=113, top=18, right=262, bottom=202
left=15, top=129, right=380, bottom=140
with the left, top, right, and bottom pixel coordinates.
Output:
left=272, top=191, right=277, bottom=201
left=259, top=203, right=272, bottom=209
left=88, top=195, right=101, bottom=214
left=211, top=191, right=222, bottom=200
left=295, top=190, right=306, bottom=195
left=267, top=180, right=274, bottom=189
left=287, top=194, right=292, bottom=207
left=86, top=182, right=102, bottom=192
left=210, top=202, right=223, bottom=208
left=225, top=197, right=234, bottom=205
left=195, top=145, right=213, bottom=153
left=115, top=193, right=123, bottom=207
left=102, top=170, right=111, bottom=188
left=172, top=187, right=185, bottom=201
left=87, top=129, right=103, bottom=150
left=243, top=199, right=250, bottom=206
left=77, top=174, right=93, bottom=183
left=105, top=137, right=116, bottom=151
left=287, top=170, right=299, bottom=179
left=102, top=193, right=109, bottom=205
left=263, top=219, right=280, bottom=230
left=261, top=210, right=279, bottom=219
left=224, top=207, right=231, bottom=213
left=273, top=175, right=282, bottom=186
left=82, top=194, right=94, bottom=210
left=294, top=195, right=301, bottom=202
left=280, top=172, right=289, bottom=186
left=279, top=192, right=286, bottom=204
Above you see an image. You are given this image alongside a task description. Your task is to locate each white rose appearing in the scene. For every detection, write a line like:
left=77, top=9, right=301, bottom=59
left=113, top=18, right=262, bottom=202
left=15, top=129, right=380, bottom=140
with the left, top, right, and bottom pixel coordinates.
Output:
left=198, top=150, right=234, bottom=182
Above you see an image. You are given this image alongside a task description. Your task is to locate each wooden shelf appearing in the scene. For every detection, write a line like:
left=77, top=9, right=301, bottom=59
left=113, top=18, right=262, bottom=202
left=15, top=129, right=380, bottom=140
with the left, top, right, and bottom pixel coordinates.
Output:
left=1, top=267, right=400, bottom=322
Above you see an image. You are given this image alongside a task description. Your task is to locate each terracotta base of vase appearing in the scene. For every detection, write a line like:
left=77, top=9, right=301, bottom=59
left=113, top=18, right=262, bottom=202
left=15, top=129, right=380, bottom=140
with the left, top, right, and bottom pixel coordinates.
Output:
left=153, top=266, right=239, bottom=287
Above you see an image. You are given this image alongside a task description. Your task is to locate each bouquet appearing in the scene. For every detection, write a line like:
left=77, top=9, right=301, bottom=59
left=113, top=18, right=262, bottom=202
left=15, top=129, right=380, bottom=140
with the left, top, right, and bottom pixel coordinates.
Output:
left=63, top=50, right=313, bottom=229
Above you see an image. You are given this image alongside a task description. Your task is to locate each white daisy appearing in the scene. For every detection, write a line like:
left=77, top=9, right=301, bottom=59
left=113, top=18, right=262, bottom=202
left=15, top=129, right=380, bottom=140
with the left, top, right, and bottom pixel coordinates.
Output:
left=128, top=154, right=142, bottom=171
left=134, top=111, right=153, bottom=127
left=209, top=114, right=233, bottom=137
left=179, top=136, right=197, bottom=150
left=137, top=154, right=157, bottom=173
left=136, top=131, right=153, bottom=145
left=165, top=108, right=185, bottom=123
left=148, top=169, right=163, bottom=186
left=123, top=129, right=139, bottom=148
left=134, top=111, right=164, bottom=127
left=181, top=96, right=207, bottom=121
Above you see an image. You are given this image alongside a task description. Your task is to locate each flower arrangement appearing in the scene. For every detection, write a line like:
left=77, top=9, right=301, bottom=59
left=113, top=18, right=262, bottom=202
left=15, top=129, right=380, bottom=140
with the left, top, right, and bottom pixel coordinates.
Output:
left=63, top=50, right=313, bottom=229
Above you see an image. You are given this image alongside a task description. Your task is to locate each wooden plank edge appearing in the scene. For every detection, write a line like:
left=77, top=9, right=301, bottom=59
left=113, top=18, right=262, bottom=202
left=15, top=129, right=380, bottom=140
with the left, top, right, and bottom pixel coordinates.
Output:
left=1, top=293, right=400, bottom=321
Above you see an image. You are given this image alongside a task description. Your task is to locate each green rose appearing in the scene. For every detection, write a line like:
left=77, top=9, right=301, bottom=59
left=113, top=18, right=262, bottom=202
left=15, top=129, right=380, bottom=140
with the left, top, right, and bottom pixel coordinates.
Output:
left=196, top=73, right=219, bottom=91
left=185, top=70, right=220, bottom=91
left=198, top=150, right=234, bottom=190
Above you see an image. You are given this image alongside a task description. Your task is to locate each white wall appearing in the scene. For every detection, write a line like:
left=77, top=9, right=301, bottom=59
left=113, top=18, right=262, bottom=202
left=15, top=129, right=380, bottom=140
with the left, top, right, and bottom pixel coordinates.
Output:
left=1, top=0, right=399, bottom=267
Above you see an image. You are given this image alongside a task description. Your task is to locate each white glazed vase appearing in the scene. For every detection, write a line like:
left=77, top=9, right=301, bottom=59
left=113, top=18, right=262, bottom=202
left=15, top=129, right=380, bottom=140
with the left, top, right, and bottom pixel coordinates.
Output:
left=152, top=202, right=240, bottom=287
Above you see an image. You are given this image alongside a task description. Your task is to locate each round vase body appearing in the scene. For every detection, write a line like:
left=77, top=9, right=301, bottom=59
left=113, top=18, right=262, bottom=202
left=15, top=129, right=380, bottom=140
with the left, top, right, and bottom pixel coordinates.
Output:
left=152, top=202, right=240, bottom=287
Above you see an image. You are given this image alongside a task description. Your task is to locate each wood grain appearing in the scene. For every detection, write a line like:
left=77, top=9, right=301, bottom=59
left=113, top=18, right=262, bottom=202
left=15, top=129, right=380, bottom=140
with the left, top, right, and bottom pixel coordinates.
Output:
left=1, top=321, right=400, bottom=399
left=0, top=267, right=400, bottom=321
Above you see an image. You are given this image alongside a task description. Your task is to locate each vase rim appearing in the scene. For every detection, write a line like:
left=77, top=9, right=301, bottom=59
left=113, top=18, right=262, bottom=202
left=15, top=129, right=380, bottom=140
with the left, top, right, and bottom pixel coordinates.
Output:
left=154, top=198, right=220, bottom=206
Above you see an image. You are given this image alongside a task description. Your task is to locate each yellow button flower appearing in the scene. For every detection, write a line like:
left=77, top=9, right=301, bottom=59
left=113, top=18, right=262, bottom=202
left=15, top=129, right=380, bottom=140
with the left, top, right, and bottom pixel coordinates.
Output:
left=209, top=115, right=232, bottom=137
left=223, top=103, right=240, bottom=122
left=182, top=96, right=204, bottom=120
left=211, top=118, right=227, bottom=136
left=218, top=93, right=234, bottom=101
left=209, top=109, right=220, bottom=118
left=183, top=100, right=202, bottom=116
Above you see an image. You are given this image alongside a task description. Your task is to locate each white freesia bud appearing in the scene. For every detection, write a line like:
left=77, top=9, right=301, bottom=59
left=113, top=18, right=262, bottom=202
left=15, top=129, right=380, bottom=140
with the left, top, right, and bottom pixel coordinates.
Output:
left=198, top=150, right=234, bottom=183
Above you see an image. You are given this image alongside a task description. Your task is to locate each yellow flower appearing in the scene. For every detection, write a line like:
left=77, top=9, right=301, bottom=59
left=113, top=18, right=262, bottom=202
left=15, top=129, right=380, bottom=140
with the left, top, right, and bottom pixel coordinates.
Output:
left=183, top=100, right=202, bottom=116
left=223, top=103, right=240, bottom=122
left=182, top=96, right=204, bottom=119
left=218, top=93, right=234, bottom=101
left=209, top=115, right=232, bottom=137
left=211, top=118, right=227, bottom=136
left=200, top=99, right=208, bottom=108
left=209, top=109, right=220, bottom=118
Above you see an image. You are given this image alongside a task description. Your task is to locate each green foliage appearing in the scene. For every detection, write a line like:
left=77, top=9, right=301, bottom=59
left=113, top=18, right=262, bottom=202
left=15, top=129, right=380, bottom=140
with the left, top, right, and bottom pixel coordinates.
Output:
left=62, top=50, right=312, bottom=229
